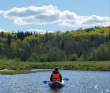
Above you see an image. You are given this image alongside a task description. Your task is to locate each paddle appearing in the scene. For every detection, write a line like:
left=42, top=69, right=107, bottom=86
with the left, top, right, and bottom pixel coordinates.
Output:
left=42, top=78, right=69, bottom=84
left=63, top=78, right=69, bottom=81
left=42, top=80, right=48, bottom=84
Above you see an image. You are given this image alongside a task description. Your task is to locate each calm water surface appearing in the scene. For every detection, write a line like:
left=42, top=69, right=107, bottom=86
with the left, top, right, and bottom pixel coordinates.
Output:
left=0, top=70, right=110, bottom=93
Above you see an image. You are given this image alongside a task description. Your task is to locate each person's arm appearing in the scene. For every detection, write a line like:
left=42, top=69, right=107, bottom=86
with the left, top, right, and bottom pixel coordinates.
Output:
left=50, top=74, right=53, bottom=81
left=60, top=73, right=62, bottom=82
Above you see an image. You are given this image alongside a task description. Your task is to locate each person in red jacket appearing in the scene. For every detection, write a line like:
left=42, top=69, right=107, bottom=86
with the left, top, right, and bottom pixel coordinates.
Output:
left=50, top=67, right=62, bottom=82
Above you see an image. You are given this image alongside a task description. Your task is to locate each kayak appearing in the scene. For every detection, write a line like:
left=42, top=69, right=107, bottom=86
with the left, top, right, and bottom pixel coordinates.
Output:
left=48, top=80, right=65, bottom=89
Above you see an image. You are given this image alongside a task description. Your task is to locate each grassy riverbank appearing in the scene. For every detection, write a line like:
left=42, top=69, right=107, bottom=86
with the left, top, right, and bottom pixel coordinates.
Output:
left=25, top=61, right=110, bottom=71
left=0, top=70, right=36, bottom=75
left=0, top=59, right=110, bottom=74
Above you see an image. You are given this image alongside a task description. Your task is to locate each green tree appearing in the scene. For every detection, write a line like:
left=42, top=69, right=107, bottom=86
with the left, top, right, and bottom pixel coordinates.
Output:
left=7, top=42, right=17, bottom=58
left=29, top=52, right=40, bottom=62
left=48, top=48, right=67, bottom=61
left=19, top=40, right=31, bottom=61
left=40, top=54, right=48, bottom=62
left=0, top=43, right=4, bottom=54
left=96, top=43, right=110, bottom=60
left=68, top=53, right=78, bottom=61
left=7, top=34, right=11, bottom=46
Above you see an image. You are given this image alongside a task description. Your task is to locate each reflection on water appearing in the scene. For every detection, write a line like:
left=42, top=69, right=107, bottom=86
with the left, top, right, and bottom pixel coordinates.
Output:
left=0, top=70, right=110, bottom=93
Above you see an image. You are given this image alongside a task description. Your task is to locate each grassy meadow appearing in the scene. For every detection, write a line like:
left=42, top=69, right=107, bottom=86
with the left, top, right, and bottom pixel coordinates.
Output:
left=0, top=59, right=110, bottom=74
left=25, top=61, right=110, bottom=71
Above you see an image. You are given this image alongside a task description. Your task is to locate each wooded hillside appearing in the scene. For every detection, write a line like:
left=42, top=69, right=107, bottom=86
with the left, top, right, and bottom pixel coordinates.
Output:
left=0, top=26, right=110, bottom=61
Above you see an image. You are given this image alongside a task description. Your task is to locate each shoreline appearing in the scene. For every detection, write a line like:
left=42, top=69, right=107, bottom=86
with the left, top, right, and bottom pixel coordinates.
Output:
left=0, top=61, right=110, bottom=74
left=0, top=69, right=14, bottom=71
left=0, top=69, right=52, bottom=75
left=0, top=69, right=36, bottom=75
left=0, top=68, right=109, bottom=75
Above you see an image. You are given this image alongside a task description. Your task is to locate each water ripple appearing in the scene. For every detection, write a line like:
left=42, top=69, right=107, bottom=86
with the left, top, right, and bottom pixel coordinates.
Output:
left=0, top=70, right=109, bottom=93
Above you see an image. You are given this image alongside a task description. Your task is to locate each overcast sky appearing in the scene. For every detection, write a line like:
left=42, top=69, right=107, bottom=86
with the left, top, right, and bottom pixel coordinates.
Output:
left=0, top=0, right=110, bottom=33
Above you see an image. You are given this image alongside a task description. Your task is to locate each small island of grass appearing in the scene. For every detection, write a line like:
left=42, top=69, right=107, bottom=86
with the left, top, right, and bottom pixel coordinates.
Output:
left=0, top=69, right=36, bottom=75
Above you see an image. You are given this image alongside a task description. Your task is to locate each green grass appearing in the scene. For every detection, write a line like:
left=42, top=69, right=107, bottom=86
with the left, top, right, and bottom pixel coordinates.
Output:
left=0, top=59, right=31, bottom=70
left=0, top=70, right=36, bottom=75
left=23, top=61, right=110, bottom=71
left=0, top=59, right=110, bottom=75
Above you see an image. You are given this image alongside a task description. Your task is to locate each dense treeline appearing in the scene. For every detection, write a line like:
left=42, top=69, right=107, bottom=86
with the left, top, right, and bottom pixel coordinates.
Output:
left=0, top=26, right=110, bottom=61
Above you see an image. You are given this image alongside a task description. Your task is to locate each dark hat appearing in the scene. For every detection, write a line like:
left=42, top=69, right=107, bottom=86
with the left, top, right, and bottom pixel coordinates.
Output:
left=55, top=67, right=58, bottom=72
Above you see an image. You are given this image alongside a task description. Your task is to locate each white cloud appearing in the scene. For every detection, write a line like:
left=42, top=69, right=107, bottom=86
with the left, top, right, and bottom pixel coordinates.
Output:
left=26, top=29, right=53, bottom=34
left=3, top=5, right=110, bottom=27
left=4, top=5, right=61, bottom=25
left=0, top=10, right=5, bottom=14
left=60, top=15, right=110, bottom=27
left=80, top=15, right=110, bottom=26
left=0, top=29, right=6, bottom=32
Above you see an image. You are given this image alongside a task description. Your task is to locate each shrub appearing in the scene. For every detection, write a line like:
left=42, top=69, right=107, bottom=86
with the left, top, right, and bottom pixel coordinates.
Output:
left=68, top=54, right=78, bottom=61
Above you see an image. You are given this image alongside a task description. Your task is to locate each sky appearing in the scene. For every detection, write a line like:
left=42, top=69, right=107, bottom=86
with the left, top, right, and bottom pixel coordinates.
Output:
left=0, top=0, right=110, bottom=33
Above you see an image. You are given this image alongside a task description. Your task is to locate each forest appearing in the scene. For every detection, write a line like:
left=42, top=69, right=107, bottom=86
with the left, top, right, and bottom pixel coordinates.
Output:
left=0, top=26, right=110, bottom=62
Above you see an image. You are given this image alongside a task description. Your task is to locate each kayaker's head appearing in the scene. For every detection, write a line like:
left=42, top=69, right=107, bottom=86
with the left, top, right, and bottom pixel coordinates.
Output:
left=55, top=67, right=58, bottom=72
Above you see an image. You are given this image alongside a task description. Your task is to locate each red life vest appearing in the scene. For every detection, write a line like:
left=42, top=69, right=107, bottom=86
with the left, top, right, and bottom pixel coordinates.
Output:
left=52, top=73, right=61, bottom=82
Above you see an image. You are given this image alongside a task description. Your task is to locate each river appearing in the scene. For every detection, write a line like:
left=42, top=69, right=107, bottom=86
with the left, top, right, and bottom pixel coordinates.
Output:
left=0, top=69, right=110, bottom=93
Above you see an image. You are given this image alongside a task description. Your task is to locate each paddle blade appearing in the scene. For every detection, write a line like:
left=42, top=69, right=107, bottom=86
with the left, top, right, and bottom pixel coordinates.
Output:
left=63, top=78, right=69, bottom=81
left=42, top=81, right=48, bottom=84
